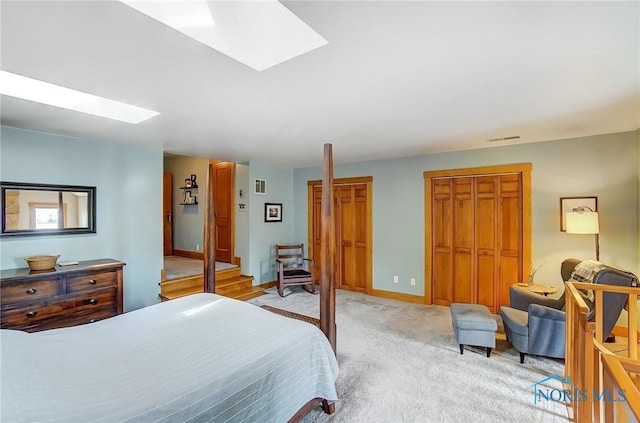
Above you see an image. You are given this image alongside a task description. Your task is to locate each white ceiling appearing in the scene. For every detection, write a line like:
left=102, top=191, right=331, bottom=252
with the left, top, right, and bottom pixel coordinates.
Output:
left=1, top=1, right=638, bottom=167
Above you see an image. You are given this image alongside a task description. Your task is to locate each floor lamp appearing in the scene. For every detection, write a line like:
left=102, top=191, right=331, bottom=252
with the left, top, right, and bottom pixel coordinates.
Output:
left=565, top=206, right=600, bottom=261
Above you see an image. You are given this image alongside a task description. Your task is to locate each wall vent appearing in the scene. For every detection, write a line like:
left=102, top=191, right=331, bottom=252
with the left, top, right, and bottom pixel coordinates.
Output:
left=487, top=135, right=521, bottom=142
left=254, top=178, right=266, bottom=194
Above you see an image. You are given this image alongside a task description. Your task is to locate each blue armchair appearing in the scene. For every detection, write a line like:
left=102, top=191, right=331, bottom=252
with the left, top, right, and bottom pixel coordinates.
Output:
left=499, top=258, right=636, bottom=363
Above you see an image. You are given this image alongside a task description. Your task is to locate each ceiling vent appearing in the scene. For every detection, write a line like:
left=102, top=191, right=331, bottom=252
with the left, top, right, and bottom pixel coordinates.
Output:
left=487, top=136, right=521, bottom=143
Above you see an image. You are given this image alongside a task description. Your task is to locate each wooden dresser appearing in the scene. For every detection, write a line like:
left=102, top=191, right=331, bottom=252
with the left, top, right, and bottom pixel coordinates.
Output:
left=0, top=259, right=124, bottom=332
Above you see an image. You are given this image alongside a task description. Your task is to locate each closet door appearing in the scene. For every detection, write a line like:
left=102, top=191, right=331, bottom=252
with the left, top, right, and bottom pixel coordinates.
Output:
left=311, top=186, right=323, bottom=283
left=452, top=178, right=474, bottom=304
left=337, top=185, right=367, bottom=292
left=309, top=178, right=372, bottom=293
left=475, top=176, right=498, bottom=311
left=425, top=164, right=529, bottom=312
left=497, top=174, right=523, bottom=306
left=432, top=179, right=453, bottom=306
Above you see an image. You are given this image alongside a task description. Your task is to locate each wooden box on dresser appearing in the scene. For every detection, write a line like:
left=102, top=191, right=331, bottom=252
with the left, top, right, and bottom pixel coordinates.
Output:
left=0, top=259, right=124, bottom=332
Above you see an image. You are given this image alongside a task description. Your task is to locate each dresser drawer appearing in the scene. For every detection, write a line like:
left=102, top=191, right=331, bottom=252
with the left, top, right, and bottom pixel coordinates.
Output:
left=6, top=307, right=117, bottom=332
left=49, top=307, right=118, bottom=330
left=1, top=300, right=75, bottom=327
left=67, top=270, right=117, bottom=293
left=1, top=289, right=116, bottom=327
left=0, top=278, right=63, bottom=304
left=73, top=289, right=117, bottom=311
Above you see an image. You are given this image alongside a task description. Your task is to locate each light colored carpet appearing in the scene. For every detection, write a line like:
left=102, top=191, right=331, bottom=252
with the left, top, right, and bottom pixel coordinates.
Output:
left=163, top=256, right=236, bottom=280
left=249, top=288, right=569, bottom=423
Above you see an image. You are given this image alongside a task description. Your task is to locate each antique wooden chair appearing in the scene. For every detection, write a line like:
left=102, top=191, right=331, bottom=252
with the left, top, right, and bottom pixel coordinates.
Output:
left=275, top=244, right=316, bottom=297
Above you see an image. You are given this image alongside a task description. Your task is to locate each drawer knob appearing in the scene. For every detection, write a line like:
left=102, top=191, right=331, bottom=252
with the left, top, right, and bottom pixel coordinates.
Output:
left=88, top=279, right=97, bottom=285
left=88, top=319, right=97, bottom=324
left=26, top=288, right=37, bottom=295
left=26, top=311, right=38, bottom=318
left=88, top=298, right=98, bottom=305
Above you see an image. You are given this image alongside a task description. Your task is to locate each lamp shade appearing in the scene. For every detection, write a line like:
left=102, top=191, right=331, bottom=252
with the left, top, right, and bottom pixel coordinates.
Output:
left=566, top=211, right=599, bottom=234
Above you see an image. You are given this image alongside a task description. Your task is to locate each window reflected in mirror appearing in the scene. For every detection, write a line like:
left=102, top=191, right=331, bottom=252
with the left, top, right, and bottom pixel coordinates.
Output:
left=2, top=182, right=96, bottom=237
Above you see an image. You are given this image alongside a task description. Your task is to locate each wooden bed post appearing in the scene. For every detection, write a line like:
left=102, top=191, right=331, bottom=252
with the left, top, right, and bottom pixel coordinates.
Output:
left=320, top=143, right=337, bottom=353
left=204, top=162, right=216, bottom=293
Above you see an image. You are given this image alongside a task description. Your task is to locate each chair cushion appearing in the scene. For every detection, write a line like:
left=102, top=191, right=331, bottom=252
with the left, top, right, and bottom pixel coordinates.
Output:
left=499, top=306, right=529, bottom=337
left=450, top=303, right=497, bottom=332
left=283, top=269, right=312, bottom=278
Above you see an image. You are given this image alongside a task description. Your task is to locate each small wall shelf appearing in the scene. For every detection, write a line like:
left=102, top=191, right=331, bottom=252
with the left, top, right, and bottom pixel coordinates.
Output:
left=181, top=174, right=198, bottom=189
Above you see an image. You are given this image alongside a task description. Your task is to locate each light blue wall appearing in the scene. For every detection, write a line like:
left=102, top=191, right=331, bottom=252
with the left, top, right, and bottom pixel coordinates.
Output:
left=248, top=162, right=294, bottom=284
left=637, top=129, right=640, bottom=275
left=163, top=155, right=208, bottom=252
left=293, top=131, right=639, bottom=296
left=4, top=126, right=633, bottom=308
left=0, top=126, right=163, bottom=311
left=235, top=163, right=251, bottom=274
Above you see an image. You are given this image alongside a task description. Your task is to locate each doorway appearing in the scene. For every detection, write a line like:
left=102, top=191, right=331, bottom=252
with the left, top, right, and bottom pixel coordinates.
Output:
left=211, top=161, right=235, bottom=263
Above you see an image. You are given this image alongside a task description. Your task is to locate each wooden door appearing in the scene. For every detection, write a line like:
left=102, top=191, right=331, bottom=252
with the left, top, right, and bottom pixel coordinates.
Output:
left=311, top=186, right=323, bottom=283
left=497, top=174, right=523, bottom=307
left=424, top=164, right=531, bottom=312
left=475, top=176, right=498, bottom=310
left=308, top=177, right=372, bottom=293
left=432, top=179, right=453, bottom=306
left=336, top=184, right=368, bottom=292
left=452, top=178, right=474, bottom=304
left=163, top=172, right=173, bottom=256
left=212, top=162, right=234, bottom=263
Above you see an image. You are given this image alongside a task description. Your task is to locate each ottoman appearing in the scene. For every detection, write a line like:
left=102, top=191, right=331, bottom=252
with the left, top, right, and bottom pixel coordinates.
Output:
left=450, top=303, right=498, bottom=357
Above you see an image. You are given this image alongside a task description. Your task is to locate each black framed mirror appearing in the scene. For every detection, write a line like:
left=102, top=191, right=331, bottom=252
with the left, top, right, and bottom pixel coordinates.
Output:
left=1, top=182, right=96, bottom=237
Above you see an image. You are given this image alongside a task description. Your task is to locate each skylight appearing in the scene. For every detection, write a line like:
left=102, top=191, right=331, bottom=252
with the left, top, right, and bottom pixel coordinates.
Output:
left=0, top=70, right=160, bottom=124
left=119, top=0, right=328, bottom=71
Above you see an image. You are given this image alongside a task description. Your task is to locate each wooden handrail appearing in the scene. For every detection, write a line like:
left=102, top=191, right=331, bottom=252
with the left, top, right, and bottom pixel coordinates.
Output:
left=565, top=281, right=639, bottom=422
left=601, top=354, right=640, bottom=421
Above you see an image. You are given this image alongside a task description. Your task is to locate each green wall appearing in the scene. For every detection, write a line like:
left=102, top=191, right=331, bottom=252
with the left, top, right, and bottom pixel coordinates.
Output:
left=0, top=126, right=163, bottom=311
left=293, top=131, right=639, bottom=297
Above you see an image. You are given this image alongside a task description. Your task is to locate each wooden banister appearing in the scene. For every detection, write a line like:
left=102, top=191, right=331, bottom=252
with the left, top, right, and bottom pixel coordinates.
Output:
left=565, top=281, right=639, bottom=422
left=601, top=354, right=640, bottom=421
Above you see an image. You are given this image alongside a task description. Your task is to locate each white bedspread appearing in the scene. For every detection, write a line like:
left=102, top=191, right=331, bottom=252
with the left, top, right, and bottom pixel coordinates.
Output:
left=0, top=293, right=338, bottom=423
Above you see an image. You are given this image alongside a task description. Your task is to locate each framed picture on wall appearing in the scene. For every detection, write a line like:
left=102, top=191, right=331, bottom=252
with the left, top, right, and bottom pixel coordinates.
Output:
left=560, top=196, right=597, bottom=231
left=264, top=203, right=282, bottom=222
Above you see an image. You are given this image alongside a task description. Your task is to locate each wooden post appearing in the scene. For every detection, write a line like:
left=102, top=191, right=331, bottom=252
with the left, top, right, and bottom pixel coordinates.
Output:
left=320, top=143, right=337, bottom=353
left=204, top=162, right=216, bottom=293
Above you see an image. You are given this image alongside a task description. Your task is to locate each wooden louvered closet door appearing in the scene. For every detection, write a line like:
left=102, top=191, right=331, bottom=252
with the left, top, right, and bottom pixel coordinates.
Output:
left=428, top=169, right=527, bottom=313
left=309, top=177, right=372, bottom=294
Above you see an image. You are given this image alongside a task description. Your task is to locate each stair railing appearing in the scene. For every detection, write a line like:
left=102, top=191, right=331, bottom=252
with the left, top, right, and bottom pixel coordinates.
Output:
left=565, top=281, right=639, bottom=422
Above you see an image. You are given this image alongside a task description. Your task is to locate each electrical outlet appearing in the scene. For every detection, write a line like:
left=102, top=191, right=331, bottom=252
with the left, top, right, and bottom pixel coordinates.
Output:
left=196, top=244, right=200, bottom=251
left=393, top=275, right=399, bottom=284
left=410, top=278, right=416, bottom=286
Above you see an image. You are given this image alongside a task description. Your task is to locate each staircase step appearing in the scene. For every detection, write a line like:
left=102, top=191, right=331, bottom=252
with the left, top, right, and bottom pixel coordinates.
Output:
left=159, top=269, right=258, bottom=301
left=228, top=286, right=265, bottom=301
left=159, top=287, right=202, bottom=301
left=216, top=266, right=241, bottom=281
left=216, top=275, right=254, bottom=294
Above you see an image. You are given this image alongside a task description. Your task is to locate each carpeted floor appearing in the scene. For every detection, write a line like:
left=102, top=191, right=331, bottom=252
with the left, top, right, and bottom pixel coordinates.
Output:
left=249, top=288, right=569, bottom=423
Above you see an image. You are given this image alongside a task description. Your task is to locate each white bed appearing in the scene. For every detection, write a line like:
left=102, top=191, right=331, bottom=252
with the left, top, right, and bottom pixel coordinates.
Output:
left=0, top=293, right=338, bottom=423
